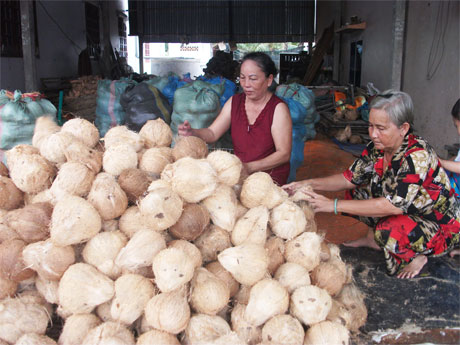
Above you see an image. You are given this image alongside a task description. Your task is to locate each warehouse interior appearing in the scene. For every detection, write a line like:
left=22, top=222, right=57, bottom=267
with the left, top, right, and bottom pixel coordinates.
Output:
left=0, top=0, right=459, bottom=344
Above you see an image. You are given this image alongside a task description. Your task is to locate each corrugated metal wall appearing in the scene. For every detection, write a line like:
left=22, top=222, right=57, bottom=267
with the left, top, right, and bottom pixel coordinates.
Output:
left=128, top=0, right=314, bottom=43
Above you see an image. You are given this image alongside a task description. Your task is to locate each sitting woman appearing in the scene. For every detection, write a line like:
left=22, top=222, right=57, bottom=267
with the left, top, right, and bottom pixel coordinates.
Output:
left=283, top=90, right=460, bottom=279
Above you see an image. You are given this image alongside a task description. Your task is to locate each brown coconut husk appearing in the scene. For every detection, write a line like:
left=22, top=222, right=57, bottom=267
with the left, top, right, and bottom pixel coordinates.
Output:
left=0, top=276, right=17, bottom=299
left=118, top=168, right=152, bottom=204
left=194, top=224, right=232, bottom=263
left=265, top=236, right=285, bottom=275
left=335, top=125, right=352, bottom=143
left=0, top=162, right=8, bottom=176
left=0, top=176, right=24, bottom=210
left=6, top=202, right=53, bottom=243
left=344, top=108, right=359, bottom=121
left=169, top=203, right=210, bottom=241
left=205, top=261, right=240, bottom=298
left=349, top=134, right=363, bottom=144
left=0, top=239, right=35, bottom=282
left=139, top=118, right=173, bottom=148
left=172, top=135, right=208, bottom=161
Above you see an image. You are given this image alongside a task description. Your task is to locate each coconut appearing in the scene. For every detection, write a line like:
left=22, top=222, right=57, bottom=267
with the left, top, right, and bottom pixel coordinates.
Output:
left=205, top=261, right=239, bottom=298
left=39, top=131, right=77, bottom=164
left=139, top=147, right=173, bottom=176
left=284, top=232, right=323, bottom=272
left=104, top=125, right=144, bottom=152
left=0, top=162, right=8, bottom=176
left=87, top=172, right=128, bottom=220
left=64, top=140, right=103, bottom=173
left=0, top=211, right=20, bottom=243
left=95, top=300, right=114, bottom=322
left=0, top=298, right=49, bottom=344
left=0, top=176, right=23, bottom=210
left=81, top=321, right=135, bottom=345
left=270, top=200, right=307, bottom=240
left=0, top=239, right=35, bottom=282
left=50, top=195, right=101, bottom=246
left=326, top=299, right=354, bottom=330
left=261, top=314, right=305, bottom=345
left=110, top=273, right=155, bottom=325
left=32, top=116, right=61, bottom=150
left=144, top=285, right=190, bottom=334
left=336, top=283, right=367, bottom=333
left=172, top=135, right=208, bottom=160
left=184, top=314, right=231, bottom=345
left=168, top=240, right=203, bottom=269
left=115, top=229, right=166, bottom=273
left=17, top=289, right=53, bottom=317
left=22, top=239, right=75, bottom=281
left=139, top=118, right=173, bottom=148
left=6, top=148, right=56, bottom=194
left=61, top=117, right=100, bottom=148
left=335, top=125, right=352, bottom=142
left=169, top=203, right=210, bottom=241
left=194, top=224, right=231, bottom=263
left=290, top=285, right=332, bottom=326
left=303, top=320, right=350, bottom=345
left=152, top=247, right=195, bottom=292
left=118, top=206, right=153, bottom=238
left=117, top=168, right=152, bottom=203
left=234, top=284, right=251, bottom=305
left=58, top=313, right=102, bottom=345
left=50, top=162, right=95, bottom=199
left=217, top=243, right=269, bottom=286
left=213, top=331, right=247, bottom=345
left=0, top=276, right=17, bottom=299
left=274, top=262, right=311, bottom=293
left=201, top=184, right=238, bottom=231
left=15, top=333, right=57, bottom=345
left=138, top=184, right=183, bottom=231
left=6, top=202, right=52, bottom=243
left=103, top=142, right=138, bottom=177
left=320, top=241, right=331, bottom=261
left=311, top=261, right=347, bottom=296
left=58, top=263, right=114, bottom=314
left=231, top=206, right=269, bottom=246
left=240, top=172, right=287, bottom=209
left=244, top=278, right=289, bottom=326
left=349, top=134, right=362, bottom=144
left=206, top=150, right=242, bottom=186
left=265, top=236, right=286, bottom=275
left=190, top=267, right=230, bottom=315
left=328, top=243, right=353, bottom=284
left=24, top=189, right=56, bottom=206
left=82, top=231, right=127, bottom=279
left=229, top=302, right=262, bottom=344
left=235, top=202, right=248, bottom=219
left=137, top=330, right=180, bottom=345
left=35, top=275, right=59, bottom=304
left=102, top=219, right=118, bottom=232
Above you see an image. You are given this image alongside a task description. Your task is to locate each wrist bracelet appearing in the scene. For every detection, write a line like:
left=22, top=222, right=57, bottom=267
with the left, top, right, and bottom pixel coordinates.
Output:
left=334, top=198, right=338, bottom=215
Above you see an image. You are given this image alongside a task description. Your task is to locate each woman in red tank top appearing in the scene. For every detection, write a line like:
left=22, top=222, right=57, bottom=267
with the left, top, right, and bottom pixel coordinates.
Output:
left=178, top=52, right=292, bottom=185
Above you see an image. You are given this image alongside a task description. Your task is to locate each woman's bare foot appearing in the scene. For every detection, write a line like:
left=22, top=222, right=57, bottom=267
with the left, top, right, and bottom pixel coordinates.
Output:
left=397, top=255, right=428, bottom=279
left=343, top=228, right=381, bottom=250
left=449, top=249, right=460, bottom=258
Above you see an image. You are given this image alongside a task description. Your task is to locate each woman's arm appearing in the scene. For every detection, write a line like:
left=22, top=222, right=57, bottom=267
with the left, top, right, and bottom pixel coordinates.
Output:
left=283, top=173, right=356, bottom=195
left=440, top=158, right=460, bottom=174
left=245, top=102, right=292, bottom=174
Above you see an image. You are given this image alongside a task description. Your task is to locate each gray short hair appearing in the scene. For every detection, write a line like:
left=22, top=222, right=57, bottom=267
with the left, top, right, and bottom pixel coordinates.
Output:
left=370, top=89, right=414, bottom=128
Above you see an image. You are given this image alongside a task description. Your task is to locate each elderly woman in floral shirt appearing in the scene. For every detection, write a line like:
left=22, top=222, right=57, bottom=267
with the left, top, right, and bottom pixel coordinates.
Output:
left=283, top=90, right=460, bottom=279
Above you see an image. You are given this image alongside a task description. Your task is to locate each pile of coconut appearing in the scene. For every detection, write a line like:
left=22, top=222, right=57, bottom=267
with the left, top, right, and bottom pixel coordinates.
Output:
left=0, top=116, right=367, bottom=345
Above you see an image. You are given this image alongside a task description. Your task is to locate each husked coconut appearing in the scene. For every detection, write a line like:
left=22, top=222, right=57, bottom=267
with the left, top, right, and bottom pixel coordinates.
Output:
left=270, top=200, right=306, bottom=240
left=50, top=162, right=95, bottom=200
left=137, top=330, right=180, bottom=345
left=138, top=184, right=183, bottom=231
left=169, top=203, right=210, bottom=241
left=87, top=172, right=128, bottom=220
left=110, top=273, right=155, bottom=325
left=244, top=278, right=289, bottom=326
left=95, top=300, right=113, bottom=322
left=6, top=202, right=52, bottom=242
left=61, top=117, right=99, bottom=148
left=274, top=262, right=310, bottom=293
left=104, top=125, right=144, bottom=152
left=328, top=243, right=353, bottom=284
left=172, top=135, right=208, bottom=160
left=262, top=314, right=305, bottom=345
left=240, top=172, right=287, bottom=209
left=213, top=331, right=247, bottom=345
left=0, top=210, right=20, bottom=243
left=184, top=314, right=231, bottom=345
left=0, top=276, right=17, bottom=299
left=232, top=205, right=269, bottom=246
left=194, top=224, right=231, bottom=263
left=81, top=321, right=135, bottom=345
left=152, top=247, right=195, bottom=292
left=39, top=131, right=77, bottom=164
left=0, top=298, right=49, bottom=344
left=82, top=231, right=127, bottom=279
left=236, top=202, right=248, bottom=219
left=320, top=241, right=331, bottom=261
left=24, top=189, right=55, bottom=206
left=139, top=147, right=173, bottom=177
left=201, top=184, right=238, bottom=231
left=168, top=240, right=203, bottom=269
left=326, top=299, right=354, bottom=330
left=0, top=176, right=23, bottom=210
left=190, top=267, right=230, bottom=315
left=50, top=195, right=101, bottom=246
left=205, top=261, right=239, bottom=297
left=115, top=229, right=166, bottom=273
left=139, top=118, right=173, bottom=148
left=64, top=140, right=102, bottom=173
left=290, top=285, right=332, bottom=326
left=230, top=302, right=262, bottom=344
left=311, top=261, right=347, bottom=296
left=144, top=285, right=190, bottom=334
left=265, top=236, right=285, bottom=275
left=303, top=320, right=349, bottom=345
left=32, top=116, right=60, bottom=150
left=234, top=284, right=251, bottom=305
left=217, top=243, right=269, bottom=286
left=58, top=313, right=102, bottom=345
left=15, top=333, right=56, bottom=345
left=336, top=283, right=367, bottom=333
left=103, top=142, right=138, bottom=176
left=35, top=275, right=59, bottom=304
left=206, top=150, right=242, bottom=186
left=118, top=168, right=152, bottom=203
left=118, top=206, right=153, bottom=238
left=0, top=162, right=7, bottom=176
left=0, top=239, right=35, bottom=282
left=285, top=232, right=323, bottom=271
left=22, top=239, right=75, bottom=281
left=58, top=263, right=114, bottom=314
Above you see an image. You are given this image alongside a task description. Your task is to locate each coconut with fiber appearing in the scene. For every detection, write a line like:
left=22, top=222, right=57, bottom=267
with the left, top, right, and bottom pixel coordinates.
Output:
left=206, top=150, right=242, bottom=186
left=139, top=118, right=173, bottom=148
left=0, top=176, right=23, bottom=210
left=0, top=162, right=8, bottom=176
left=61, top=117, right=99, bottom=148
left=117, top=168, right=152, bottom=203
left=0, top=276, right=18, bottom=299
left=0, top=239, right=35, bottom=282
left=201, top=184, right=238, bottom=232
left=136, top=330, right=180, bottom=345
left=169, top=203, right=210, bottom=241
left=81, top=321, right=135, bottom=345
left=190, top=267, right=230, bottom=315
left=290, top=284, right=332, bottom=326
left=49, top=162, right=95, bottom=200
left=284, top=231, right=323, bottom=271
left=172, top=135, right=208, bottom=160
left=6, top=202, right=52, bottom=243
left=230, top=302, right=262, bottom=344
left=63, top=140, right=103, bottom=174
left=311, top=261, right=347, bottom=296
left=118, top=206, right=153, bottom=238
left=303, top=320, right=350, bottom=345
left=58, top=313, right=102, bottom=345
left=335, top=283, right=368, bottom=333
left=104, top=125, right=144, bottom=152
left=261, top=314, right=305, bottom=345
left=139, top=147, right=173, bottom=177
left=231, top=205, right=269, bottom=246
left=15, top=333, right=57, bottom=345
left=39, top=131, right=76, bottom=165
left=102, top=142, right=138, bottom=177
left=240, top=172, right=287, bottom=209
left=194, top=224, right=232, bottom=263
left=32, top=116, right=60, bottom=150
left=168, top=239, right=203, bottom=269
left=152, top=247, right=195, bottom=292
left=35, top=275, right=59, bottom=304
left=184, top=314, right=231, bottom=345
left=205, top=260, right=239, bottom=297
left=270, top=200, right=307, bottom=240
left=265, top=236, right=286, bottom=275
left=274, top=262, right=311, bottom=293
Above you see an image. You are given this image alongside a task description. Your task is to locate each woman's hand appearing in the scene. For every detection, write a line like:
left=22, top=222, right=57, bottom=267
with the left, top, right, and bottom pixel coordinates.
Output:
left=178, top=120, right=192, bottom=136
left=282, top=180, right=312, bottom=196
left=303, top=190, right=334, bottom=213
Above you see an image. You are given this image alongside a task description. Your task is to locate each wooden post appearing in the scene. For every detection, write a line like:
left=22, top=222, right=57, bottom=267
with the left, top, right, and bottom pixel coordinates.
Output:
left=139, top=37, right=144, bottom=75
left=391, top=0, right=407, bottom=90
left=20, top=0, right=38, bottom=92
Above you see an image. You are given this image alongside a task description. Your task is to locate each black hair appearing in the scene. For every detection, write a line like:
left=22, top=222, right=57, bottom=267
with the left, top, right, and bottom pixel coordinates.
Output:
left=452, top=98, right=460, bottom=121
left=241, top=52, right=278, bottom=78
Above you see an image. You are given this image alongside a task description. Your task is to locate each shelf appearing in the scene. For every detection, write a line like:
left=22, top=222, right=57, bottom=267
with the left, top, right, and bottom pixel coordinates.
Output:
left=335, top=22, right=366, bottom=33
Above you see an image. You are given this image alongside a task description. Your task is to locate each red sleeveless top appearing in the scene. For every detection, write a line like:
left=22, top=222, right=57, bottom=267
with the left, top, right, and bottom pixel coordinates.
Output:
left=231, top=93, right=290, bottom=186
